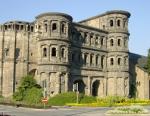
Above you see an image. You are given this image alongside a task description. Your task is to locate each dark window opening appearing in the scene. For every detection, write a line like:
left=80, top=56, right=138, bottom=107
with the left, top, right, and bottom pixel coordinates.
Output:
left=27, top=26, right=30, bottom=31
left=118, top=39, right=121, bottom=46
left=21, top=25, right=24, bottom=30
left=110, top=39, right=114, bottom=46
left=61, top=48, right=65, bottom=58
left=117, top=20, right=121, bottom=26
left=51, top=47, right=56, bottom=57
left=96, top=55, right=99, bottom=66
left=95, top=37, right=98, bottom=45
left=38, top=25, right=41, bottom=29
left=73, top=80, right=85, bottom=93
left=118, top=58, right=121, bottom=65
left=110, top=20, right=113, bottom=27
left=15, top=25, right=19, bottom=30
left=92, top=80, right=100, bottom=96
left=15, top=48, right=20, bottom=59
left=31, top=26, right=34, bottom=32
left=5, top=48, right=9, bottom=56
left=101, top=38, right=103, bottom=45
left=110, top=58, right=114, bottom=65
left=45, top=24, right=48, bottom=32
left=43, top=48, right=47, bottom=57
left=101, top=56, right=104, bottom=68
left=90, top=54, right=93, bottom=65
left=52, top=23, right=57, bottom=31
left=4, top=25, right=7, bottom=30
left=62, top=23, right=66, bottom=33
left=8, top=25, right=11, bottom=29
left=84, top=54, right=87, bottom=64
left=103, top=25, right=105, bottom=30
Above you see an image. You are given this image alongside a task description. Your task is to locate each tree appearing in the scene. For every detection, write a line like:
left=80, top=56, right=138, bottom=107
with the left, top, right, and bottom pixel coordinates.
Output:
left=13, top=75, right=42, bottom=101
left=145, top=49, right=150, bottom=75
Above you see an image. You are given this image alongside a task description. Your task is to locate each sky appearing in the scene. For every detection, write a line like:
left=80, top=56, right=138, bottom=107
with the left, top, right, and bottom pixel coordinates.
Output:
left=0, top=0, right=150, bottom=56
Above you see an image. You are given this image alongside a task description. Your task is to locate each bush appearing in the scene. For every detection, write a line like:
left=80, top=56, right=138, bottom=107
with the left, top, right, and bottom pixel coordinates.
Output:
left=80, top=95, right=96, bottom=103
left=13, top=75, right=42, bottom=103
left=48, top=92, right=96, bottom=106
left=23, top=87, right=43, bottom=105
left=48, top=92, right=77, bottom=106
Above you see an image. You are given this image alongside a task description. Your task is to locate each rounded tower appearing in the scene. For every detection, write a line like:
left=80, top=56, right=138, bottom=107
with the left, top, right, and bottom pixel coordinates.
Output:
left=34, top=12, right=72, bottom=96
left=106, top=10, right=131, bottom=96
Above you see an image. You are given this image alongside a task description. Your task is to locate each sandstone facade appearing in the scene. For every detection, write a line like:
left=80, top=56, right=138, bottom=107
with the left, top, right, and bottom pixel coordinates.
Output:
left=0, top=10, right=132, bottom=97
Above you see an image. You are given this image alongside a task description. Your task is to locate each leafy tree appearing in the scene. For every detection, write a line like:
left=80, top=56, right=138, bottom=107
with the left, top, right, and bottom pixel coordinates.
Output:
left=13, top=75, right=42, bottom=101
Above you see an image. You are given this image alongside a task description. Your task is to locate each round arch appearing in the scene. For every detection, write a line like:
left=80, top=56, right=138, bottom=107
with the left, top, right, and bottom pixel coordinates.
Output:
left=92, top=80, right=100, bottom=96
left=73, top=80, right=85, bottom=94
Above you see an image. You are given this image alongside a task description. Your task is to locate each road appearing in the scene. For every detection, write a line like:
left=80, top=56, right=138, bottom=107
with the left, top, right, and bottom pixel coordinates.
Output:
left=1, top=105, right=150, bottom=116
left=0, top=105, right=111, bottom=116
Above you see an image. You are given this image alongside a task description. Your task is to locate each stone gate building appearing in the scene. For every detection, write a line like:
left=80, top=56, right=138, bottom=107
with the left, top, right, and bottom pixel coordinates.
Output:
left=0, top=10, right=149, bottom=98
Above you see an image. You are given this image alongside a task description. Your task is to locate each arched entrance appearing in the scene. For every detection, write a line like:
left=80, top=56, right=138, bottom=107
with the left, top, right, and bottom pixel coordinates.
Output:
left=29, top=69, right=36, bottom=76
left=74, top=80, right=85, bottom=94
left=92, top=80, right=100, bottom=96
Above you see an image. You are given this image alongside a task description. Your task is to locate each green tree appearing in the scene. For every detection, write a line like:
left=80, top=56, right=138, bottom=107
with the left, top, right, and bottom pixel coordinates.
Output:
left=145, top=49, right=150, bottom=75
left=13, top=75, right=42, bottom=101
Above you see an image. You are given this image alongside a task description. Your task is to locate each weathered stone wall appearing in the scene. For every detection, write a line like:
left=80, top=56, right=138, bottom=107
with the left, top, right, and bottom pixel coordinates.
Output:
left=0, top=10, right=132, bottom=98
left=135, top=66, right=150, bottom=99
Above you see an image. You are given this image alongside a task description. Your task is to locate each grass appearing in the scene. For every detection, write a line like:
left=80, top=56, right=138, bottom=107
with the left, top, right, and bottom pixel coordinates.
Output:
left=1, top=94, right=150, bottom=108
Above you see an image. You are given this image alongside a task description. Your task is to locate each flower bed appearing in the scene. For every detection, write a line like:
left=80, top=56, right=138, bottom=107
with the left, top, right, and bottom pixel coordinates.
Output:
left=106, top=105, right=149, bottom=114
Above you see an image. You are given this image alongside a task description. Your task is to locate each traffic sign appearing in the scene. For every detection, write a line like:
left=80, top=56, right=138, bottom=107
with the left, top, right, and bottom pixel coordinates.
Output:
left=42, top=98, right=48, bottom=103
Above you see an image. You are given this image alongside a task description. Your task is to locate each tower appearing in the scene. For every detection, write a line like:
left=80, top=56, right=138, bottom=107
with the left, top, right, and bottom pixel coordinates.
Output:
left=34, top=13, right=72, bottom=96
left=106, top=11, right=131, bottom=96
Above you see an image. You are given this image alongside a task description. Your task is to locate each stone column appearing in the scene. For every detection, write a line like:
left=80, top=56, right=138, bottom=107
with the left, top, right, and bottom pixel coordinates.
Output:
left=47, top=21, right=50, bottom=37
left=87, top=54, right=90, bottom=67
left=87, top=76, right=91, bottom=95
left=104, top=77, right=108, bottom=97
left=65, top=73, right=69, bottom=92
left=56, top=72, right=61, bottom=94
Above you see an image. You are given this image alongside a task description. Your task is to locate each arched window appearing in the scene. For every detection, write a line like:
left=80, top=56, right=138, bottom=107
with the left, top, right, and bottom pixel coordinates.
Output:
left=61, top=23, right=66, bottom=33
left=103, top=25, right=105, bottom=30
left=45, top=24, right=48, bottom=32
left=110, top=39, right=114, bottom=46
left=110, top=58, right=114, bottom=65
left=52, top=23, right=57, bottom=31
left=43, top=48, right=47, bottom=57
left=51, top=47, right=56, bottom=57
left=84, top=54, right=87, bottom=64
left=61, top=48, right=65, bottom=58
left=124, top=57, right=128, bottom=65
left=110, top=20, right=113, bottom=27
left=118, top=39, right=121, bottom=46
left=95, top=37, right=98, bottom=45
left=5, top=48, right=9, bottom=56
left=117, top=20, right=121, bottom=26
left=118, top=58, right=121, bottom=65
left=101, top=38, right=103, bottom=45
left=101, top=56, right=104, bottom=68
left=90, top=54, right=93, bottom=65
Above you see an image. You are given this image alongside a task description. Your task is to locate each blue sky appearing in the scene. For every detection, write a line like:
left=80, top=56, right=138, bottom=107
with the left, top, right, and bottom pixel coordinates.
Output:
left=0, top=0, right=150, bottom=56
